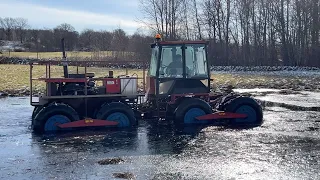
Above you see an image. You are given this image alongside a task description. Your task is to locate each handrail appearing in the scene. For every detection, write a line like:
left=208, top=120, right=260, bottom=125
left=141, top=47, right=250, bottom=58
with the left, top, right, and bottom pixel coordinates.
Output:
left=29, top=60, right=148, bottom=64
left=29, top=59, right=148, bottom=104
left=32, top=77, right=144, bottom=81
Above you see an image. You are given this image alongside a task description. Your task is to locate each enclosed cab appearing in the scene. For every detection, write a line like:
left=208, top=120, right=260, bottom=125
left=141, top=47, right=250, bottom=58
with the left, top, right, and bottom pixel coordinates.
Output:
left=144, top=35, right=214, bottom=121
left=146, top=37, right=211, bottom=99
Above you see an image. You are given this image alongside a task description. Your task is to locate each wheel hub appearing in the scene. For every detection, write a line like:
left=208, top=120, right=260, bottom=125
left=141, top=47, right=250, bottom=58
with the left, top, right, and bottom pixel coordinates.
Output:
left=234, top=105, right=257, bottom=123
left=44, top=115, right=71, bottom=132
left=106, top=112, right=130, bottom=127
left=184, top=108, right=207, bottom=124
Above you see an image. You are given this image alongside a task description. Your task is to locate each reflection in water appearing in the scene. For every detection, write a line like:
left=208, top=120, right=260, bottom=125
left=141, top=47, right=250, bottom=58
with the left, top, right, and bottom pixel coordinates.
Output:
left=29, top=120, right=206, bottom=179
left=32, top=120, right=204, bottom=157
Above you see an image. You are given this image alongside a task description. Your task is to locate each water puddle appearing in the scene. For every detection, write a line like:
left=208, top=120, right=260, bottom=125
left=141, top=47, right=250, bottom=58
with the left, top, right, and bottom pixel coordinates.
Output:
left=234, top=88, right=320, bottom=112
left=0, top=93, right=320, bottom=179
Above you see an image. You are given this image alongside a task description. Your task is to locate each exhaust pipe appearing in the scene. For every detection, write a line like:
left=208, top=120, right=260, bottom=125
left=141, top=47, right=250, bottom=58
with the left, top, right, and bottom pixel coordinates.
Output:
left=61, top=38, right=68, bottom=78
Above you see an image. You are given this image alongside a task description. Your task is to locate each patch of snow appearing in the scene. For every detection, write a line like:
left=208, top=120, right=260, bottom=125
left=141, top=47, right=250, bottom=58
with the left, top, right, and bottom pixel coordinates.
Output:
left=211, top=66, right=320, bottom=77
left=233, top=88, right=282, bottom=93
left=0, top=40, right=26, bottom=51
left=255, top=91, right=320, bottom=108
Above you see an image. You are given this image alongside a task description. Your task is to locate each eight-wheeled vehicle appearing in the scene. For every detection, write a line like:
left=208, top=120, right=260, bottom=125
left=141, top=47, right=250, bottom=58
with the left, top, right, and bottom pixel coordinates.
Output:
left=30, top=35, right=263, bottom=134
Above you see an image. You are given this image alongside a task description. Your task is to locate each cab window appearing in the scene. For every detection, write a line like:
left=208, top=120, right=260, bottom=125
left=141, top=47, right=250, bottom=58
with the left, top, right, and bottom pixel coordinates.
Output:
left=159, top=45, right=183, bottom=78
left=185, top=44, right=208, bottom=78
left=149, top=46, right=158, bottom=76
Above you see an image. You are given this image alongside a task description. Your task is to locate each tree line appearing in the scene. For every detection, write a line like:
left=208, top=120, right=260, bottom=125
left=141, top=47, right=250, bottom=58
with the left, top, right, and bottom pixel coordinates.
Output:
left=0, top=17, right=154, bottom=61
left=1, top=0, right=320, bottom=67
left=139, top=0, right=320, bottom=67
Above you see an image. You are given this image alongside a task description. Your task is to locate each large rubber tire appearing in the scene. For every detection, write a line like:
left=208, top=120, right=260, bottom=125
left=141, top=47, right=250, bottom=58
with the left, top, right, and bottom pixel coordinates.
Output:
left=32, top=106, right=43, bottom=120
left=174, top=98, right=213, bottom=125
left=224, top=96, right=263, bottom=126
left=33, top=102, right=80, bottom=134
left=95, top=102, right=137, bottom=128
left=31, top=106, right=44, bottom=128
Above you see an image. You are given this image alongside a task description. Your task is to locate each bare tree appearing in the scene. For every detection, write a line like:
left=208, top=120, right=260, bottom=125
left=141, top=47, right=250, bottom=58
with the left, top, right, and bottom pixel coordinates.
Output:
left=1, top=0, right=319, bottom=67
left=14, top=18, right=29, bottom=43
left=139, top=0, right=184, bottom=40
left=225, top=0, right=231, bottom=65
left=79, top=29, right=95, bottom=50
left=128, top=32, right=154, bottom=60
left=310, top=0, right=319, bottom=66
left=54, top=23, right=78, bottom=51
left=0, top=17, right=16, bottom=41
left=192, top=0, right=202, bottom=39
left=56, top=23, right=75, bottom=32
left=111, top=29, right=129, bottom=59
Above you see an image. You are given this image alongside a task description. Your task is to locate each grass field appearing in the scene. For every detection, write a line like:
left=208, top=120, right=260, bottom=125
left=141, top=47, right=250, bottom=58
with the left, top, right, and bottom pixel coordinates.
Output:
left=0, top=64, right=145, bottom=94
left=0, top=64, right=319, bottom=95
left=0, top=51, right=134, bottom=59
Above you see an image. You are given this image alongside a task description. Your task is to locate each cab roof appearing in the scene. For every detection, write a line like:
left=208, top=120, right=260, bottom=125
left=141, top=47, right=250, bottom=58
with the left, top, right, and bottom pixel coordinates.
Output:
left=157, top=40, right=208, bottom=45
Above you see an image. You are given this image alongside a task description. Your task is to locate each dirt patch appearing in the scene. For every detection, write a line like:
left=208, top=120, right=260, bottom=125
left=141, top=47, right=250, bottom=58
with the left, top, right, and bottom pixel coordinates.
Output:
left=112, top=172, right=135, bottom=179
left=151, top=172, right=184, bottom=180
left=278, top=89, right=303, bottom=95
left=97, top=157, right=124, bottom=165
left=307, top=127, right=320, bottom=131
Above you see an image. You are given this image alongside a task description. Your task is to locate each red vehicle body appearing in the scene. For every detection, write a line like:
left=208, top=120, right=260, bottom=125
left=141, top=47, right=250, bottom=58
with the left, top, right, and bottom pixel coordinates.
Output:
left=29, top=36, right=263, bottom=134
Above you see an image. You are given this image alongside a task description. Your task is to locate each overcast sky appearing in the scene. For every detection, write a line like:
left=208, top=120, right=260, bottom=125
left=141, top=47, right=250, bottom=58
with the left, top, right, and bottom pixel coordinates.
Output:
left=0, top=0, right=145, bottom=34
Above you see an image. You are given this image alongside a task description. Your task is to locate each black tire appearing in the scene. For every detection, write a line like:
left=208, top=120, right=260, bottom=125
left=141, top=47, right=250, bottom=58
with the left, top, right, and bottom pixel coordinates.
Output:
left=33, top=102, right=80, bottom=134
left=95, top=102, right=136, bottom=127
left=31, top=105, right=44, bottom=128
left=174, top=98, right=213, bottom=125
left=223, top=96, right=263, bottom=126
left=32, top=106, right=43, bottom=120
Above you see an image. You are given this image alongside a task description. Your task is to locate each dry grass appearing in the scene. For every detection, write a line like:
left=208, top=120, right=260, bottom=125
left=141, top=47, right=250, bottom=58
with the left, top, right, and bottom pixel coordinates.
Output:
left=0, top=64, right=271, bottom=92
left=211, top=73, right=273, bottom=87
left=0, top=64, right=318, bottom=93
left=211, top=72, right=320, bottom=91
left=0, top=64, right=145, bottom=92
left=0, top=51, right=134, bottom=59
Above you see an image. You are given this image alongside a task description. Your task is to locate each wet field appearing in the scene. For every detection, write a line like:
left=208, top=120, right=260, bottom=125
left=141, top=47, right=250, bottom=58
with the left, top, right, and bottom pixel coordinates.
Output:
left=0, top=89, right=320, bottom=180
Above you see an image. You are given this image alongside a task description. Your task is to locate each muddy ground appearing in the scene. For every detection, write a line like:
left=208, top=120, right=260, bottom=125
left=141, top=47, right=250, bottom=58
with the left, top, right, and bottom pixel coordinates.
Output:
left=0, top=89, right=320, bottom=180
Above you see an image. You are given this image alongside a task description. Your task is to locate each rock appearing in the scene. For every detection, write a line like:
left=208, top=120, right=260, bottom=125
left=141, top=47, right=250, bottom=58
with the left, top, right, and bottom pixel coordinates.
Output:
left=278, top=89, right=295, bottom=95
left=280, top=85, right=289, bottom=89
left=304, top=86, right=311, bottom=90
left=0, top=92, right=8, bottom=97
left=112, top=172, right=135, bottom=179
left=307, top=127, right=319, bottom=131
left=97, top=157, right=124, bottom=165
left=269, top=83, right=276, bottom=88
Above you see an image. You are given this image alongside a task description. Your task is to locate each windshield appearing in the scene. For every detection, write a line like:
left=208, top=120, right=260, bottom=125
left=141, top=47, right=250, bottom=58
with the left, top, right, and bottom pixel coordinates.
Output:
left=159, top=45, right=183, bottom=78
